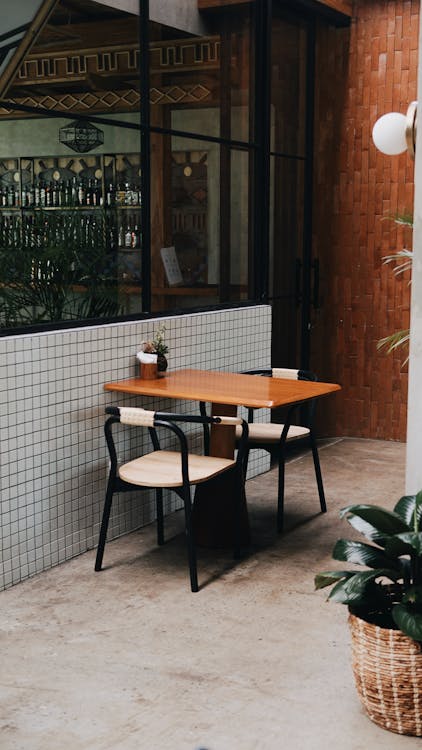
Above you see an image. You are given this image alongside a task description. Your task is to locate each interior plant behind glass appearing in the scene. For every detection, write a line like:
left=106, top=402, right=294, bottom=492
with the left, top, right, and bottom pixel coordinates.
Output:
left=0, top=208, right=122, bottom=328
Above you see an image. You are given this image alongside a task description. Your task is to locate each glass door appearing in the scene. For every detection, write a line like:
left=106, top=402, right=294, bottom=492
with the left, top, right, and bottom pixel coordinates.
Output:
left=269, top=8, right=313, bottom=370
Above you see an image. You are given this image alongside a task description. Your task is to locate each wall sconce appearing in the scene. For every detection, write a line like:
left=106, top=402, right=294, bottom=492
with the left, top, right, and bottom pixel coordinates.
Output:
left=372, top=101, right=417, bottom=159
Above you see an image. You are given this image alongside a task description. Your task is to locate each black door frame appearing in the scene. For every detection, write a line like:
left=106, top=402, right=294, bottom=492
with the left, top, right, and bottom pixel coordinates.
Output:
left=254, top=0, right=316, bottom=371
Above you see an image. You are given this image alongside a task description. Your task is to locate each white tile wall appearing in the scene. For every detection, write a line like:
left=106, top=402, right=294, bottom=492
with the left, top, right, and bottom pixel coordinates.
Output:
left=0, top=305, right=272, bottom=589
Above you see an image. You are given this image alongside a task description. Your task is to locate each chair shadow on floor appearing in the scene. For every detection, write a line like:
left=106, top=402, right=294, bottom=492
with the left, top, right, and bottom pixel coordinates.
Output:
left=97, top=488, right=324, bottom=591
left=97, top=525, right=246, bottom=591
left=97, top=437, right=333, bottom=587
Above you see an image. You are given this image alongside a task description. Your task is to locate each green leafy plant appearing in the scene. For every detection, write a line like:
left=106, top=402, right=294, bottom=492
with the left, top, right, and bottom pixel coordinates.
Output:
left=377, top=213, right=413, bottom=362
left=141, top=323, right=169, bottom=357
left=315, top=491, right=422, bottom=641
left=152, top=323, right=168, bottom=356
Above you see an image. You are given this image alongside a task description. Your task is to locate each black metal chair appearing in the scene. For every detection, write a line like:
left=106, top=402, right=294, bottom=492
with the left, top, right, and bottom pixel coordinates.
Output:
left=235, top=367, right=327, bottom=532
left=95, top=405, right=249, bottom=592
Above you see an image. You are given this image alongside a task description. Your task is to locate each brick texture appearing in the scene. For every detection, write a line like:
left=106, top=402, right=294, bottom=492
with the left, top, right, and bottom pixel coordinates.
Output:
left=312, top=0, right=418, bottom=441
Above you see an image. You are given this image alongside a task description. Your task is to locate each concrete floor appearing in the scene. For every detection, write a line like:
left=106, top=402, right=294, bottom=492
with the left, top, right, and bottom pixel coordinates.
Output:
left=1, top=437, right=420, bottom=750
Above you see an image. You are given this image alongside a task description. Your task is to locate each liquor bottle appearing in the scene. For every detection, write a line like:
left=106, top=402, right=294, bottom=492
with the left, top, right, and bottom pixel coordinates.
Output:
left=118, top=224, right=124, bottom=248
left=90, top=218, right=97, bottom=247
left=26, top=183, right=34, bottom=207
left=124, top=224, right=132, bottom=248
left=12, top=215, right=19, bottom=245
left=57, top=181, right=65, bottom=207
left=106, top=183, right=115, bottom=206
left=108, top=226, right=116, bottom=251
left=116, top=183, right=125, bottom=206
left=124, top=182, right=132, bottom=206
left=86, top=178, right=93, bottom=206
left=92, top=179, right=101, bottom=206
left=40, top=180, right=47, bottom=207
left=64, top=180, right=71, bottom=207
left=34, top=179, right=40, bottom=207
left=45, top=181, right=52, bottom=207
left=131, top=224, right=141, bottom=248
left=14, top=184, right=20, bottom=207
left=7, top=185, right=14, bottom=207
left=51, top=181, right=59, bottom=207
left=71, top=177, right=78, bottom=205
left=78, top=180, right=85, bottom=206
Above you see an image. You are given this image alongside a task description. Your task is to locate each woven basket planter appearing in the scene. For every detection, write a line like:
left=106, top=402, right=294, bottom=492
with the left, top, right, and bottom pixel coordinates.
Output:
left=349, top=612, right=422, bottom=736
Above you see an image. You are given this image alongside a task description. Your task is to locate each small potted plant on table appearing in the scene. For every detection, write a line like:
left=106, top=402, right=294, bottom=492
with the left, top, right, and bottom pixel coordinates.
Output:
left=137, top=323, right=169, bottom=378
left=315, top=491, right=422, bottom=736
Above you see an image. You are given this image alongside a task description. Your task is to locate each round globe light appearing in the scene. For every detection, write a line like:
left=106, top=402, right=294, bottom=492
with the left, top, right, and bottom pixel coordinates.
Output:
left=372, top=112, right=407, bottom=155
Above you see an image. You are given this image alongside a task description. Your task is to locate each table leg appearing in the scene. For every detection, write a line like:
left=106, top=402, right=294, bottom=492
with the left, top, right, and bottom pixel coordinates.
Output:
left=209, top=402, right=237, bottom=458
left=192, top=402, right=250, bottom=548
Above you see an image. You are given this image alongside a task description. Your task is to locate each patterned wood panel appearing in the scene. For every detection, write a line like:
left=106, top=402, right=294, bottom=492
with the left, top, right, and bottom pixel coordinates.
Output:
left=312, top=0, right=418, bottom=441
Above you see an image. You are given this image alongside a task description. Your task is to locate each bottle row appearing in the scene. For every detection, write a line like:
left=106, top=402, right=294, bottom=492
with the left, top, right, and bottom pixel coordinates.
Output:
left=0, top=179, right=142, bottom=209
left=117, top=220, right=141, bottom=250
left=0, top=213, right=142, bottom=252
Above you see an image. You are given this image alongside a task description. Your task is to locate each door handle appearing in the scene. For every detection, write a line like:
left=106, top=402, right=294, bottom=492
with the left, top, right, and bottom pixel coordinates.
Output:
left=312, top=258, right=320, bottom=309
left=295, top=258, right=302, bottom=306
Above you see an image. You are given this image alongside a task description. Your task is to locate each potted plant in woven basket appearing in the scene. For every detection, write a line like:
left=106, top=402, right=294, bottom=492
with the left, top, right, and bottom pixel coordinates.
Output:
left=315, top=491, right=422, bottom=736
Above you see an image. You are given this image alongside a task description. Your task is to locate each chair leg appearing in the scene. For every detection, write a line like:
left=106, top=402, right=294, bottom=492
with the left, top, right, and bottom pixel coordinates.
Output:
left=310, top=431, right=327, bottom=513
left=242, top=448, right=250, bottom=481
left=233, top=468, right=243, bottom=559
left=276, top=449, right=285, bottom=533
left=94, top=476, right=114, bottom=571
left=182, top=488, right=198, bottom=592
left=156, top=488, right=164, bottom=545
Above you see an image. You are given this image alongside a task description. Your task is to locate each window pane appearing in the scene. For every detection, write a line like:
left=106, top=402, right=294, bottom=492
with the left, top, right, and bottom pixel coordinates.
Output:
left=270, top=13, right=308, bottom=157
left=228, top=148, right=250, bottom=300
left=4, top=1, right=140, bottom=121
left=0, top=142, right=144, bottom=328
left=149, top=7, right=252, bottom=143
left=150, top=134, right=220, bottom=312
left=269, top=153, right=305, bottom=365
left=0, top=1, right=142, bottom=330
left=150, top=135, right=251, bottom=312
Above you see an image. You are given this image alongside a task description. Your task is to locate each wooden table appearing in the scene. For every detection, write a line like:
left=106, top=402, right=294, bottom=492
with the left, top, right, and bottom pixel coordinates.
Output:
left=104, top=369, right=341, bottom=547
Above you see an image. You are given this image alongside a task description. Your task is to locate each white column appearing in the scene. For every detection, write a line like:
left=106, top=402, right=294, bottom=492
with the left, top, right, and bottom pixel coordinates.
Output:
left=405, top=14, right=422, bottom=493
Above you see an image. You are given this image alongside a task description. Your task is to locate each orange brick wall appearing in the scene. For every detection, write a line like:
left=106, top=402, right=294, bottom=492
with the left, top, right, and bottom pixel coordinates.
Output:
left=311, top=0, right=419, bottom=441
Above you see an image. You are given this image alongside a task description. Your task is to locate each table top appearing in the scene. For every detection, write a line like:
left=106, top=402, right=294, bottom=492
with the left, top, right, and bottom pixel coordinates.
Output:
left=104, top=368, right=341, bottom=409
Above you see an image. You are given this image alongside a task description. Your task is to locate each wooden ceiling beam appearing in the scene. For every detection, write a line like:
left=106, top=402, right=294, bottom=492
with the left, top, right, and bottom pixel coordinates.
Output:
left=315, top=0, right=352, bottom=15
left=198, top=0, right=352, bottom=17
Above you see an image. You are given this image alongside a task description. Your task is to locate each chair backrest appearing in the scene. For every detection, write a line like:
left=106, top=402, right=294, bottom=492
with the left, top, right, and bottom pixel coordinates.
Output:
left=239, top=367, right=317, bottom=383
left=272, top=368, right=317, bottom=383
left=239, top=368, right=318, bottom=425
left=104, top=406, right=249, bottom=486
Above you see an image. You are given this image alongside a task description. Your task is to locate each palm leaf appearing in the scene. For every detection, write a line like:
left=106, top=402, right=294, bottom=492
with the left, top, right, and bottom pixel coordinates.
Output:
left=392, top=603, right=422, bottom=641
left=377, top=330, right=410, bottom=358
left=328, top=570, right=399, bottom=606
left=382, top=249, right=413, bottom=276
left=384, top=536, right=417, bottom=558
left=339, top=505, right=409, bottom=535
left=394, top=533, right=422, bottom=556
left=333, top=539, right=400, bottom=570
left=314, top=571, right=355, bottom=590
left=394, top=492, right=422, bottom=529
left=381, top=212, right=413, bottom=228
left=402, top=585, right=422, bottom=607
left=342, top=513, right=388, bottom=546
